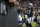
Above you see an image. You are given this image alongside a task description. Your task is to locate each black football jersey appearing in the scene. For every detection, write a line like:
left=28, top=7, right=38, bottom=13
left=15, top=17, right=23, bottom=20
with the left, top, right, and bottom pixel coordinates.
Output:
left=27, top=8, right=33, bottom=17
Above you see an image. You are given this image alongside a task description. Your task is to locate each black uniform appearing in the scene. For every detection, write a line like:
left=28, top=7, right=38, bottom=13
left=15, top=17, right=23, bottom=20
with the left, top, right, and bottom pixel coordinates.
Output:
left=26, top=7, right=33, bottom=27
left=27, top=8, right=33, bottom=18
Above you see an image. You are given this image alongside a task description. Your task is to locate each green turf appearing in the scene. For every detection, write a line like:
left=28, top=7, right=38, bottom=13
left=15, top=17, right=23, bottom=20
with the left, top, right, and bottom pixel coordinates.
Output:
left=24, top=24, right=26, bottom=27
left=22, top=23, right=26, bottom=27
left=31, top=22, right=37, bottom=27
left=24, top=22, right=37, bottom=27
